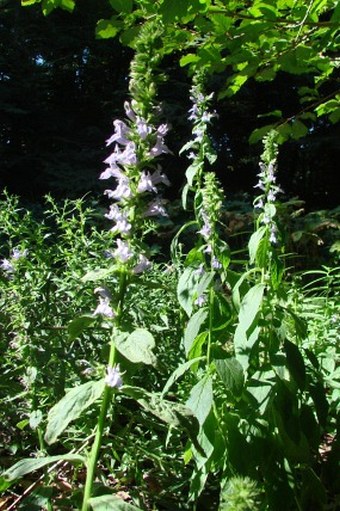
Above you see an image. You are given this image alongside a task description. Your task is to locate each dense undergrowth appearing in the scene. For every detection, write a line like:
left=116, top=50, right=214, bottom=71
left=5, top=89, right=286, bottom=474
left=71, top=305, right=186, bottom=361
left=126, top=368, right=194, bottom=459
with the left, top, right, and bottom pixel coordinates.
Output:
left=0, top=189, right=338, bottom=511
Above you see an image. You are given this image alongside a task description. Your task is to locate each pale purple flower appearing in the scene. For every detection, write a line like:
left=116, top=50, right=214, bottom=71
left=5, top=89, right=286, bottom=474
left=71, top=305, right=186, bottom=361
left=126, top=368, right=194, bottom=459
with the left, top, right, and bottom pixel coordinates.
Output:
left=136, top=117, right=152, bottom=140
left=0, top=258, right=14, bottom=273
left=103, top=145, right=121, bottom=167
left=118, top=142, right=137, bottom=166
left=12, top=248, right=28, bottom=259
left=188, top=103, right=199, bottom=121
left=124, top=101, right=137, bottom=122
left=212, top=257, right=222, bottom=270
left=149, top=136, right=170, bottom=157
left=95, top=286, right=112, bottom=300
left=105, top=205, right=131, bottom=234
left=204, top=244, right=212, bottom=254
left=254, top=198, right=264, bottom=209
left=269, top=226, right=278, bottom=244
left=198, top=224, right=211, bottom=240
left=157, top=124, right=170, bottom=137
left=137, top=171, right=158, bottom=194
left=150, top=166, right=171, bottom=187
left=195, top=295, right=206, bottom=307
left=94, top=297, right=115, bottom=318
left=114, top=239, right=134, bottom=262
left=194, top=263, right=205, bottom=277
left=144, top=198, right=168, bottom=217
left=106, top=120, right=130, bottom=146
left=267, top=189, right=277, bottom=202
left=108, top=180, right=132, bottom=201
left=133, top=254, right=151, bottom=274
left=105, top=364, right=123, bottom=389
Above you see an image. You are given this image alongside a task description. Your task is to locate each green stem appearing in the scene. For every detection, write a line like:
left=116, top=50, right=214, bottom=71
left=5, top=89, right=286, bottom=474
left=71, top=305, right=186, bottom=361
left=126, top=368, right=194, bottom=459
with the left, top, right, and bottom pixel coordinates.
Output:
left=206, top=278, right=214, bottom=366
left=81, top=271, right=128, bottom=511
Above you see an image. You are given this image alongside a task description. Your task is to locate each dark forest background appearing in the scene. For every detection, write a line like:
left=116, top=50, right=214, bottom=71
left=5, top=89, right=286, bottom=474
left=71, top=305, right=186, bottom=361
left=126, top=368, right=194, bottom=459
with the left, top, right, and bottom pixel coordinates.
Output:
left=1, top=0, right=339, bottom=208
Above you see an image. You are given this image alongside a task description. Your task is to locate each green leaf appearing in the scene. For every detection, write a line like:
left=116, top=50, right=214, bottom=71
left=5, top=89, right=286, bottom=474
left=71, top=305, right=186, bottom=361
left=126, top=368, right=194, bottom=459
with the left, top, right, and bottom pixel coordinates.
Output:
left=44, top=380, right=105, bottom=444
left=291, top=119, right=308, bottom=140
left=82, top=267, right=117, bottom=282
left=215, top=358, right=244, bottom=396
left=248, top=226, right=266, bottom=264
left=162, top=357, right=205, bottom=396
left=184, top=308, right=208, bottom=355
left=177, top=267, right=212, bottom=317
left=21, top=0, right=40, bottom=5
left=59, top=0, right=75, bottom=12
left=115, top=328, right=156, bottom=366
left=2, top=454, right=85, bottom=481
left=188, top=331, right=208, bottom=363
left=108, top=0, right=133, bottom=14
left=29, top=410, right=43, bottom=430
left=284, top=340, right=306, bottom=390
left=234, top=284, right=265, bottom=369
left=186, top=375, right=213, bottom=426
left=89, top=494, right=142, bottom=510
left=238, top=283, right=265, bottom=332
left=96, top=18, right=122, bottom=40
left=68, top=314, right=96, bottom=340
left=180, top=54, right=200, bottom=67
left=249, top=124, right=275, bottom=144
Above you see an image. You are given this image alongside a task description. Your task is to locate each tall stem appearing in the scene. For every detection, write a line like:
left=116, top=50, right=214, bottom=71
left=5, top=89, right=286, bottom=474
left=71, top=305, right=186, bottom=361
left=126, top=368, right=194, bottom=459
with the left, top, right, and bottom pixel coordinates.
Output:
left=81, top=271, right=128, bottom=511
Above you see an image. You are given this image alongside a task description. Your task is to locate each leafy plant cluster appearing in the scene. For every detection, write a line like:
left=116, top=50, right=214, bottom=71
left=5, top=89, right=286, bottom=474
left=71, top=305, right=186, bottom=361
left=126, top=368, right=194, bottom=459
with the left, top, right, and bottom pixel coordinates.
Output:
left=1, top=2, right=339, bottom=510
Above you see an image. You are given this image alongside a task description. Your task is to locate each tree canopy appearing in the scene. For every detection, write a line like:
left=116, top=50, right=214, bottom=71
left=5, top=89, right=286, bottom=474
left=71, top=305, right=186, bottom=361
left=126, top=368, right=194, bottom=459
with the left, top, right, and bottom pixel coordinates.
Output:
left=1, top=0, right=339, bottom=205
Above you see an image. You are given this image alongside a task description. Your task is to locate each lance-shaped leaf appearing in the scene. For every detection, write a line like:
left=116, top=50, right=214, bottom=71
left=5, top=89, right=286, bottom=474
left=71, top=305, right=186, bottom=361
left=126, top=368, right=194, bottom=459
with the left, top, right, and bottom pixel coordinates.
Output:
left=45, top=379, right=105, bottom=444
left=2, top=454, right=85, bottom=481
left=186, top=375, right=213, bottom=427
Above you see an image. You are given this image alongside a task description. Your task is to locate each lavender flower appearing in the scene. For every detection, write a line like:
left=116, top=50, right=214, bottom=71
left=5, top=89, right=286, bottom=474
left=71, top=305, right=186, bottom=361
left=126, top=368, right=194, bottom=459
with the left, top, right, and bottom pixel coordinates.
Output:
left=105, top=365, right=123, bottom=388
left=106, top=120, right=130, bottom=146
left=136, top=117, right=152, bottom=140
left=212, top=257, right=222, bottom=270
left=0, top=258, right=14, bottom=273
left=144, top=198, right=168, bottom=217
left=12, top=248, right=28, bottom=260
left=149, top=136, right=170, bottom=157
left=124, top=101, right=137, bottom=122
left=113, top=239, right=134, bottom=262
left=195, top=295, right=207, bottom=307
left=133, top=254, right=151, bottom=274
left=94, top=297, right=115, bottom=318
left=137, top=171, right=158, bottom=193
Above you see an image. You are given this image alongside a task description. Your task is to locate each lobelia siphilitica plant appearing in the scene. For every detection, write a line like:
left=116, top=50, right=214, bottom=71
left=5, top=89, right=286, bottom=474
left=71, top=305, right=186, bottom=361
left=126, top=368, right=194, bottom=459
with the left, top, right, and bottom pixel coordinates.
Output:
left=170, top=71, right=334, bottom=509
left=1, top=20, right=194, bottom=511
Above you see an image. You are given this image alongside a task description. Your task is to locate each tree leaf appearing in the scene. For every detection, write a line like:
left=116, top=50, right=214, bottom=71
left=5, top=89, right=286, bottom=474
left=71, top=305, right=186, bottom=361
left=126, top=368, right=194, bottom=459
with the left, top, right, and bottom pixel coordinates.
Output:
left=186, top=375, right=213, bottom=426
left=89, top=494, right=142, bottom=510
left=95, top=18, right=122, bottom=40
left=44, top=380, right=105, bottom=444
left=2, top=454, right=85, bottom=481
left=215, top=358, right=244, bottom=396
left=108, top=0, right=133, bottom=14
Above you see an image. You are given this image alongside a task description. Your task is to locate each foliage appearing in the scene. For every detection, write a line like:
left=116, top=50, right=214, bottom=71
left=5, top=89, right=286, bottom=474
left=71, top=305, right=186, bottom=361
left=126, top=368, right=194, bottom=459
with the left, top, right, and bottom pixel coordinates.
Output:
left=0, top=2, right=339, bottom=510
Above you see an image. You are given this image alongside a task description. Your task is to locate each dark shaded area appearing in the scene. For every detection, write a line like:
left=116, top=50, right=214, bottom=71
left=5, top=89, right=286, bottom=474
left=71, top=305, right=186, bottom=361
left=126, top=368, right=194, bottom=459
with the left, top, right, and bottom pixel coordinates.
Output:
left=0, top=0, right=338, bottom=209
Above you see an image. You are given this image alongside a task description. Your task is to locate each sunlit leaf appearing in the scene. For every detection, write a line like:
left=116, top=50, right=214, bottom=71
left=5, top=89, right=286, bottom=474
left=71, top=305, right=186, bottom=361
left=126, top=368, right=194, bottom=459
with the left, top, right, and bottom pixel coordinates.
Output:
left=2, top=454, right=85, bottom=481
left=115, top=328, right=156, bottom=366
left=45, top=380, right=105, bottom=444
left=186, top=375, right=213, bottom=426
left=89, top=494, right=142, bottom=510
